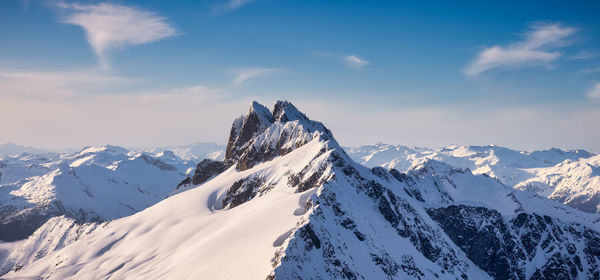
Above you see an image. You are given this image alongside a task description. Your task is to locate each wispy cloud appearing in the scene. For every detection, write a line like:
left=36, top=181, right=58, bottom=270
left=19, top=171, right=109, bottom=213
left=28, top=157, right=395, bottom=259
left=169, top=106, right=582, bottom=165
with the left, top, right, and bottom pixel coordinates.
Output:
left=58, top=2, right=177, bottom=67
left=313, top=51, right=370, bottom=69
left=343, top=55, right=369, bottom=68
left=228, top=67, right=282, bottom=85
left=0, top=68, right=135, bottom=99
left=214, top=0, right=257, bottom=13
left=569, top=50, right=595, bottom=60
left=587, top=82, right=600, bottom=100
left=579, top=66, right=600, bottom=74
left=465, top=23, right=576, bottom=77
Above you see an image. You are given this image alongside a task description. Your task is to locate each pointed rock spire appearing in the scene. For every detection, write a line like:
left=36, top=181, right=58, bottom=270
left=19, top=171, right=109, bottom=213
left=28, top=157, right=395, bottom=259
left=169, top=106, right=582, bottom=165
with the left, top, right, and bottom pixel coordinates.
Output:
left=225, top=101, right=275, bottom=162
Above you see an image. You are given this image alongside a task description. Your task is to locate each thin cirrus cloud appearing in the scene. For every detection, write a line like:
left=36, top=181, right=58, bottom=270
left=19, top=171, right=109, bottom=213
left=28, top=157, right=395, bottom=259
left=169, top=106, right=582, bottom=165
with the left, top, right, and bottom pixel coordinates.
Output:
left=58, top=2, right=177, bottom=67
left=313, top=51, right=370, bottom=69
left=580, top=67, right=600, bottom=74
left=569, top=50, right=595, bottom=60
left=343, top=55, right=369, bottom=68
left=228, top=67, right=282, bottom=85
left=465, top=23, right=577, bottom=77
left=214, top=0, right=257, bottom=13
left=587, top=82, right=600, bottom=100
left=0, top=68, right=135, bottom=99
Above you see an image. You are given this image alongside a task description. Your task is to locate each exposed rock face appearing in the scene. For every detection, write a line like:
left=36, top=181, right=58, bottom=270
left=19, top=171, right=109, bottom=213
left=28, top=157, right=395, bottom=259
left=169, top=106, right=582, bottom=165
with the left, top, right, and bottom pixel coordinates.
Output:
left=192, top=159, right=229, bottom=185
left=225, top=100, right=335, bottom=171
left=223, top=176, right=267, bottom=208
left=173, top=159, right=230, bottom=194
left=428, top=205, right=600, bottom=279
left=225, top=101, right=275, bottom=163
left=180, top=100, right=338, bottom=193
left=0, top=205, right=60, bottom=242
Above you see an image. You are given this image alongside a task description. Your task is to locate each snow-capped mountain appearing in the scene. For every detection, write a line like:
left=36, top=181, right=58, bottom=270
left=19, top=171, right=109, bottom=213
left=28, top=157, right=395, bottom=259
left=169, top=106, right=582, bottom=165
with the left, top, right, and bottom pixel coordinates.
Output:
left=516, top=155, right=600, bottom=213
left=144, top=142, right=225, bottom=162
left=0, top=215, right=104, bottom=275
left=0, top=145, right=194, bottom=242
left=4, top=101, right=600, bottom=279
left=346, top=143, right=599, bottom=213
left=0, top=152, right=63, bottom=186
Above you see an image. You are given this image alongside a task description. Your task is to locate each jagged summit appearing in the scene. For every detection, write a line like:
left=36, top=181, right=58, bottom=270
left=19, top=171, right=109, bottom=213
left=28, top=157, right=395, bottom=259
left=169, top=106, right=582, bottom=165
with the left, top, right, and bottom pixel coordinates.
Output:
left=225, top=101, right=275, bottom=161
left=272, top=100, right=309, bottom=122
left=179, top=100, right=339, bottom=192
left=223, top=100, right=335, bottom=170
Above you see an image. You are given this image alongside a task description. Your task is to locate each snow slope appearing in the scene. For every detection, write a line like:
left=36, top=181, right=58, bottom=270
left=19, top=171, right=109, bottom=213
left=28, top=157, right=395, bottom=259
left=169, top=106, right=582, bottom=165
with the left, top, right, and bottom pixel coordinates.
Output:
left=0, top=216, right=104, bottom=275
left=0, top=145, right=194, bottom=241
left=3, top=101, right=600, bottom=279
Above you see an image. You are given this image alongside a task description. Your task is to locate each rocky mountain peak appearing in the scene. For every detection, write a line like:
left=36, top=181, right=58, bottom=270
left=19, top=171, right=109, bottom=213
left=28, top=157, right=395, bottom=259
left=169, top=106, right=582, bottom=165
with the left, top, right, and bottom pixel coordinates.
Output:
left=224, top=100, right=336, bottom=170
left=272, top=100, right=309, bottom=122
left=184, top=101, right=339, bottom=191
left=225, top=101, right=275, bottom=161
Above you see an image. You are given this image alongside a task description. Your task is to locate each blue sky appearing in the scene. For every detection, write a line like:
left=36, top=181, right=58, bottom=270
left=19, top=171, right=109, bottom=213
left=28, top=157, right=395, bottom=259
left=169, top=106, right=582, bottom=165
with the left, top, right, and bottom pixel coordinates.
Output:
left=1, top=0, right=600, bottom=152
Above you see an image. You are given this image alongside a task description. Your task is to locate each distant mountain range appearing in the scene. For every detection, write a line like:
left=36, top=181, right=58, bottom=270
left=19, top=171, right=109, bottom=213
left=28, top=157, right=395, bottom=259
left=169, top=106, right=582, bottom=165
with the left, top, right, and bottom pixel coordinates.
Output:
left=143, top=142, right=225, bottom=161
left=2, top=101, right=600, bottom=279
left=0, top=142, right=52, bottom=156
left=345, top=143, right=600, bottom=213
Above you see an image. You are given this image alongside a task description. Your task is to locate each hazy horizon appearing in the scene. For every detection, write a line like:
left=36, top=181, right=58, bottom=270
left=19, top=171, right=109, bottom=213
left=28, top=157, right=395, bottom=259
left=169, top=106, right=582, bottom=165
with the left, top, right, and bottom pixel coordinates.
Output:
left=1, top=1, right=599, bottom=152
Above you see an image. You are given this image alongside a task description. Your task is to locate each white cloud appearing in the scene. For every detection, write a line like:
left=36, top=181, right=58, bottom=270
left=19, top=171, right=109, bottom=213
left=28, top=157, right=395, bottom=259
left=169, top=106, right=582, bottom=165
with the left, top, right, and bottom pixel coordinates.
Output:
left=58, top=2, right=176, bottom=67
left=343, top=55, right=369, bottom=68
left=313, top=52, right=370, bottom=68
left=465, top=23, right=576, bottom=77
left=228, top=67, right=282, bottom=85
left=214, top=0, right=257, bottom=13
left=587, top=82, right=600, bottom=100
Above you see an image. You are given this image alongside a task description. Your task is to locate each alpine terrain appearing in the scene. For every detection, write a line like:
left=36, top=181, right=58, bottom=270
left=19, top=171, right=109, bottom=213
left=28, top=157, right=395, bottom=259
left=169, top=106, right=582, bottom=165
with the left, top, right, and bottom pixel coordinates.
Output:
left=0, top=146, right=195, bottom=243
left=2, top=101, right=600, bottom=280
left=346, top=143, right=600, bottom=213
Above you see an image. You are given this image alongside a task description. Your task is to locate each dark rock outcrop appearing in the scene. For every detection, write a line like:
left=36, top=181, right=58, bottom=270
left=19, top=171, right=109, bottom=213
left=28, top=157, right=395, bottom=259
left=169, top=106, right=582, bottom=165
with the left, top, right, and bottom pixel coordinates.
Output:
left=427, top=205, right=600, bottom=279
left=223, top=176, right=267, bottom=208
left=226, top=101, right=334, bottom=171
left=192, top=159, right=229, bottom=185
left=225, top=101, right=274, bottom=163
